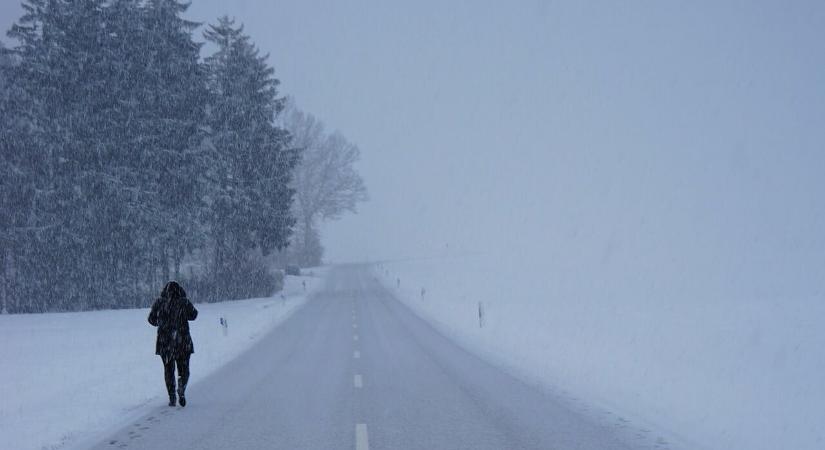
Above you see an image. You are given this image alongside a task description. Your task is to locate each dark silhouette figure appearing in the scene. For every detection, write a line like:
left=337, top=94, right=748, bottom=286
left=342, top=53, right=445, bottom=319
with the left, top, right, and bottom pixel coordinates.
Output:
left=148, top=281, right=198, bottom=407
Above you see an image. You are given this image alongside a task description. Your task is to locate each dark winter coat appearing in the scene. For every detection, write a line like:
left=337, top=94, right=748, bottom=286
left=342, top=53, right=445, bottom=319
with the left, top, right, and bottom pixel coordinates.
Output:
left=148, top=281, right=198, bottom=359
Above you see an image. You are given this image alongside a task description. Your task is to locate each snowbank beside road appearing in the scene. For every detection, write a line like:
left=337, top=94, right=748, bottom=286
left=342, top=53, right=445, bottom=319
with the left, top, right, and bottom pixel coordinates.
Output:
left=375, top=257, right=825, bottom=450
left=0, top=269, right=327, bottom=450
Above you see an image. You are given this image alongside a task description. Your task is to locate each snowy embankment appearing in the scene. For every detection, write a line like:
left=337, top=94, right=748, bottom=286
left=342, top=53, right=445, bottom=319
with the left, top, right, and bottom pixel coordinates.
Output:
left=375, top=257, right=825, bottom=450
left=0, top=269, right=327, bottom=450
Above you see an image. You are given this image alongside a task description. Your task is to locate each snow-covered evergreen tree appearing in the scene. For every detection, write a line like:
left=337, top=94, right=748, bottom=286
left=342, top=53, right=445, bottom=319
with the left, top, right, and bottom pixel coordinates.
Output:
left=4, top=0, right=93, bottom=310
left=1, top=3, right=308, bottom=311
left=137, top=0, right=209, bottom=284
left=203, top=17, right=298, bottom=298
left=3, top=0, right=211, bottom=310
left=0, top=40, right=18, bottom=314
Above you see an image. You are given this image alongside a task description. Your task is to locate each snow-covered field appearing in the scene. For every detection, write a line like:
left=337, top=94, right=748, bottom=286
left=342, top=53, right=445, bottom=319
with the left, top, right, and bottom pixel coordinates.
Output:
left=0, top=269, right=327, bottom=450
left=374, top=257, right=825, bottom=450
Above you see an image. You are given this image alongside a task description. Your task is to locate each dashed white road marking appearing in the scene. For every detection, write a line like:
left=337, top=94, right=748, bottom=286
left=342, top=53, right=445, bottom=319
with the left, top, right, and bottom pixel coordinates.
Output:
left=353, top=324, right=358, bottom=329
left=354, top=374, right=363, bottom=388
left=356, top=424, right=369, bottom=450
left=354, top=350, right=360, bottom=359
left=353, top=334, right=359, bottom=341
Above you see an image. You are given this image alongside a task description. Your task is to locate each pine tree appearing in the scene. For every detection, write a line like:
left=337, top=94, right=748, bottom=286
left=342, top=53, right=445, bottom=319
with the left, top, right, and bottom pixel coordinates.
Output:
left=3, top=3, right=297, bottom=310
left=139, top=0, right=209, bottom=283
left=203, top=17, right=298, bottom=297
left=3, top=0, right=209, bottom=310
left=4, top=0, right=91, bottom=310
left=0, top=40, right=19, bottom=313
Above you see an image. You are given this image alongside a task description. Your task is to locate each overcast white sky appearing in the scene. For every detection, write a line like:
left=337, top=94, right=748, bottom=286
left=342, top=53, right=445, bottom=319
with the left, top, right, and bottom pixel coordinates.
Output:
left=2, top=1, right=824, bottom=275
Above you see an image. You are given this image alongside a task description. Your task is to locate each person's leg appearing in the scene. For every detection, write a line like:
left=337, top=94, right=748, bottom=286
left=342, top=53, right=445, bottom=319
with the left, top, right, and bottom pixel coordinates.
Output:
left=163, top=356, right=177, bottom=406
left=176, top=355, right=190, bottom=406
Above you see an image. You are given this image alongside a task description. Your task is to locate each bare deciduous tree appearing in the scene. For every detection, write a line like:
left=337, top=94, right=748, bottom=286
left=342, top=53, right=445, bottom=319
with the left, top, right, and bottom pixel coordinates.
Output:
left=280, top=99, right=368, bottom=266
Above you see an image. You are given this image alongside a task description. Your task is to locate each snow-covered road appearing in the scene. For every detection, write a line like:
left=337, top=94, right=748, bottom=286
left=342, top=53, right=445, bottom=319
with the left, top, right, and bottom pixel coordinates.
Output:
left=88, top=265, right=638, bottom=450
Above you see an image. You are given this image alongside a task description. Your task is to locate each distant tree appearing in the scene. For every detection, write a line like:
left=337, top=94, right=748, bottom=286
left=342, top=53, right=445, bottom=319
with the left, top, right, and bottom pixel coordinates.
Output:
left=203, top=17, right=298, bottom=298
left=279, top=100, right=368, bottom=266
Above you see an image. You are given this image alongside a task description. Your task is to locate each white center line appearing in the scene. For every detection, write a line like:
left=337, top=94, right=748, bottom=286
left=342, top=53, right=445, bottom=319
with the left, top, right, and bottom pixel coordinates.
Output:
left=356, top=424, right=369, bottom=450
left=353, top=334, right=359, bottom=341
left=353, top=324, right=358, bottom=329
left=354, top=350, right=360, bottom=359
left=354, top=374, right=363, bottom=388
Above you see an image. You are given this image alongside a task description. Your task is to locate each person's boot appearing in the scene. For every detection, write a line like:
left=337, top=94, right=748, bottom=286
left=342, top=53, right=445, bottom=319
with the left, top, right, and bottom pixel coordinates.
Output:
left=165, top=366, right=177, bottom=407
left=168, top=392, right=177, bottom=407
left=177, top=379, right=187, bottom=407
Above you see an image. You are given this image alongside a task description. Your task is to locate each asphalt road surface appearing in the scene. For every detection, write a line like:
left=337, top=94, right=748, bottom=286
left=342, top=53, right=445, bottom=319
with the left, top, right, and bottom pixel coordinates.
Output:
left=91, top=265, right=638, bottom=450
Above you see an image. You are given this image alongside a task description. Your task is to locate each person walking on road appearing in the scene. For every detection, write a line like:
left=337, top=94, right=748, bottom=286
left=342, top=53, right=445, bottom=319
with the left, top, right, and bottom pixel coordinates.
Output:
left=148, top=281, right=198, bottom=407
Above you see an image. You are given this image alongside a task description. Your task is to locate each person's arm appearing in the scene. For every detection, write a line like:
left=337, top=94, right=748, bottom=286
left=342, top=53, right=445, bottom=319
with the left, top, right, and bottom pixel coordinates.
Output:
left=148, top=299, right=160, bottom=326
left=186, top=299, right=198, bottom=321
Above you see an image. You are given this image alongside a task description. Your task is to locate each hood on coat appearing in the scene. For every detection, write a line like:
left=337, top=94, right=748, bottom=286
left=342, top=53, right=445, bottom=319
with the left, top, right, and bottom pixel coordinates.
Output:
left=161, top=280, right=187, bottom=300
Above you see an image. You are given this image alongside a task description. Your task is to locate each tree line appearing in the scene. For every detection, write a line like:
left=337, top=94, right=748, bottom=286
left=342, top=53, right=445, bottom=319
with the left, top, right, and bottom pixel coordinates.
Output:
left=0, top=0, right=365, bottom=313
